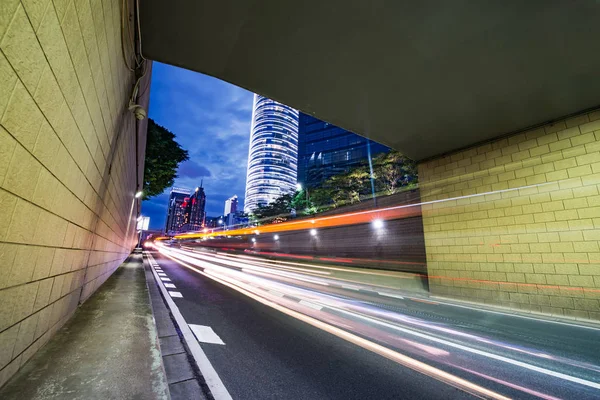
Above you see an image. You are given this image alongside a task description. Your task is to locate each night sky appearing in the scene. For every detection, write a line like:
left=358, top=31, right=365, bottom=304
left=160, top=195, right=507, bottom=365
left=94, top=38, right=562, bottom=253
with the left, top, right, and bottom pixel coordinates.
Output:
left=141, top=62, right=254, bottom=230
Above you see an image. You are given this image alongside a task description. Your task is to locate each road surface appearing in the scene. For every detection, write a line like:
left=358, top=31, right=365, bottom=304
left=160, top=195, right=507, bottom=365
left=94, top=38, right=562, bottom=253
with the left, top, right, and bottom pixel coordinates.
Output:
left=147, top=245, right=600, bottom=399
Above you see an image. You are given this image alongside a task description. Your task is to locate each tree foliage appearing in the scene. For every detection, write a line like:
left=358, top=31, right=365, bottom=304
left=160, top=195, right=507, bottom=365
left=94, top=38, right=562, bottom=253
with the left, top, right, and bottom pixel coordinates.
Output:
left=143, top=119, right=189, bottom=199
left=251, top=194, right=295, bottom=224
left=372, top=151, right=418, bottom=195
left=249, top=150, right=418, bottom=223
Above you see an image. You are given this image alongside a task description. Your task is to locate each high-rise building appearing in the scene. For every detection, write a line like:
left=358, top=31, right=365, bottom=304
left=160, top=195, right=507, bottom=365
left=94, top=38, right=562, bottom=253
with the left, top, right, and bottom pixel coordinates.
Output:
left=165, top=185, right=206, bottom=233
left=224, top=195, right=238, bottom=216
left=244, top=95, right=299, bottom=213
left=297, top=112, right=390, bottom=188
left=165, top=187, right=191, bottom=233
left=183, top=185, right=206, bottom=231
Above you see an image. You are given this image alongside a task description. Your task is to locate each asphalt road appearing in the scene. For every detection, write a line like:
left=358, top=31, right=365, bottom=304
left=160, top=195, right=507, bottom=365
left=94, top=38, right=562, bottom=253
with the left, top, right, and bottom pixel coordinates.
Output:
left=149, top=247, right=600, bottom=400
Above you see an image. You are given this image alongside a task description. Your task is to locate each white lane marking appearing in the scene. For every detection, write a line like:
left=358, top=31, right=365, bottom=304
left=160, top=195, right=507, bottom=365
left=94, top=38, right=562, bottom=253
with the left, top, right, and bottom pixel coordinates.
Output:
left=299, top=300, right=322, bottom=311
left=161, top=277, right=171, bottom=282
left=158, top=272, right=167, bottom=276
left=268, top=290, right=285, bottom=297
left=336, top=308, right=600, bottom=390
left=189, top=324, right=225, bottom=345
left=342, top=285, right=360, bottom=291
left=164, top=283, right=176, bottom=288
left=145, top=252, right=232, bottom=400
left=169, top=291, right=183, bottom=298
left=379, top=292, right=405, bottom=300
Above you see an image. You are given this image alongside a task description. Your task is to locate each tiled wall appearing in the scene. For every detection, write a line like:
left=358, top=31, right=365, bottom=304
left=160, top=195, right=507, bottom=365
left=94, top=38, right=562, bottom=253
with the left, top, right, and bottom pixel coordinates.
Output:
left=419, top=109, right=600, bottom=320
left=0, top=0, right=144, bottom=386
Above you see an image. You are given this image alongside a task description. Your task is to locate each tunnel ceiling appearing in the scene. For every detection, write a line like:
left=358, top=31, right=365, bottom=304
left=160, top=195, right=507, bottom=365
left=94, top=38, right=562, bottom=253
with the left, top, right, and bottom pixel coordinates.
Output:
left=140, top=1, right=600, bottom=161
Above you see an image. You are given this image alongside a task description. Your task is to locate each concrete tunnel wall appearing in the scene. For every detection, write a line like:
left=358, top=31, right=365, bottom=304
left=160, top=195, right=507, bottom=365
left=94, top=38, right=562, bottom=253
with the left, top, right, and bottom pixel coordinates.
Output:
left=418, top=109, right=600, bottom=320
left=0, top=0, right=146, bottom=386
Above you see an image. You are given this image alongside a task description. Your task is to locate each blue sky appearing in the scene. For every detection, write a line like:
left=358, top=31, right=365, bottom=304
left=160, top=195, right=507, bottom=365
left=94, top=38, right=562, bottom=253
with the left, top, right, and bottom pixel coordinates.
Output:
left=142, top=62, right=254, bottom=230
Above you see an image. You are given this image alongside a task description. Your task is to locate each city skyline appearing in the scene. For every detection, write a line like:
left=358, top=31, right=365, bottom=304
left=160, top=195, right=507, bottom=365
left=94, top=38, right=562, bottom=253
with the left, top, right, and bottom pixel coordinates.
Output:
left=141, top=64, right=390, bottom=231
left=141, top=63, right=253, bottom=229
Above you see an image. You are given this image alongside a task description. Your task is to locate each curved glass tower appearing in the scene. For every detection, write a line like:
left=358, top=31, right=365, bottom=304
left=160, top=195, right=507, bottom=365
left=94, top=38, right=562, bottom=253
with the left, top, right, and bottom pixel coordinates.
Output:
left=244, top=95, right=299, bottom=213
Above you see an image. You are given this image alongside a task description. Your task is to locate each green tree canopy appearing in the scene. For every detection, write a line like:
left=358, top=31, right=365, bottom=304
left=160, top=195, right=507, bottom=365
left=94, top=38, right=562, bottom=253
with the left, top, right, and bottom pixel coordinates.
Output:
left=303, top=150, right=418, bottom=211
left=143, top=119, right=189, bottom=199
left=373, top=151, right=418, bottom=195
left=251, top=193, right=295, bottom=224
left=249, top=150, right=418, bottom=223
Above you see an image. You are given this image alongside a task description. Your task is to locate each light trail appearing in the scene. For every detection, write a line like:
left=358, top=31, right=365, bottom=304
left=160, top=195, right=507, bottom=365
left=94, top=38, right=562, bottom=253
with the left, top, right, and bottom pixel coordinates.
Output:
left=154, top=243, right=600, bottom=399
left=174, top=181, right=555, bottom=240
left=157, top=247, right=509, bottom=400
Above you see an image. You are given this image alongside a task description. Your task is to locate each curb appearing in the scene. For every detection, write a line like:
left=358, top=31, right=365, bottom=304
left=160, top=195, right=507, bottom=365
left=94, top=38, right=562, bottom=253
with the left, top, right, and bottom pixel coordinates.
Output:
left=145, top=252, right=232, bottom=400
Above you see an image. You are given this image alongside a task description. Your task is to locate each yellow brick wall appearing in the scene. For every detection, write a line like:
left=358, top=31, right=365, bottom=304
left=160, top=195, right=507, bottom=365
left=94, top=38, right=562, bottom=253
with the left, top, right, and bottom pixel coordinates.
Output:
left=0, top=0, right=143, bottom=386
left=419, top=109, right=600, bottom=321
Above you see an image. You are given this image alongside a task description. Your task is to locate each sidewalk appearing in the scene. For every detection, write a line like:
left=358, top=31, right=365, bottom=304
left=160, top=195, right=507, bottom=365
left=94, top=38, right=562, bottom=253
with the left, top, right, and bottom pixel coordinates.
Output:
left=0, top=252, right=169, bottom=399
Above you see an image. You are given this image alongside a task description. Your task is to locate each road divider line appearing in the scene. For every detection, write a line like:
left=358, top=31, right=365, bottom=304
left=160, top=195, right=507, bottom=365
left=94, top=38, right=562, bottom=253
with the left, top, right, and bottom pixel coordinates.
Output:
left=146, top=252, right=232, bottom=400
left=189, top=325, right=226, bottom=345
left=379, top=292, right=404, bottom=300
left=299, top=300, right=323, bottom=311
left=410, top=298, right=437, bottom=305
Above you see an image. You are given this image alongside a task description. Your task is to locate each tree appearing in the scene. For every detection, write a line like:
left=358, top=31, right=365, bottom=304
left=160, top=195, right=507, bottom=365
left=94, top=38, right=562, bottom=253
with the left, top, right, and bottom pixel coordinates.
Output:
left=308, top=186, right=334, bottom=211
left=308, top=150, right=418, bottom=210
left=249, top=150, right=419, bottom=222
left=251, top=194, right=295, bottom=224
left=373, top=151, right=418, bottom=195
left=143, top=119, right=189, bottom=199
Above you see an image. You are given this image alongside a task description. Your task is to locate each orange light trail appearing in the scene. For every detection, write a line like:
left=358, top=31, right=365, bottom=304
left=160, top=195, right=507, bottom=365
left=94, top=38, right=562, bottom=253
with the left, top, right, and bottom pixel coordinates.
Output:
left=174, top=201, right=422, bottom=239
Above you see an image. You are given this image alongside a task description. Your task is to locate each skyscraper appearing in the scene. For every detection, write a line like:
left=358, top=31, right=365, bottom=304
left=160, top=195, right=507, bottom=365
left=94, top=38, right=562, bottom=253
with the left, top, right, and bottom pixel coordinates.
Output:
left=297, top=112, right=390, bottom=188
left=224, top=195, right=238, bottom=216
left=183, top=185, right=206, bottom=231
left=244, top=95, right=299, bottom=213
left=165, top=187, right=190, bottom=233
left=165, top=185, right=206, bottom=233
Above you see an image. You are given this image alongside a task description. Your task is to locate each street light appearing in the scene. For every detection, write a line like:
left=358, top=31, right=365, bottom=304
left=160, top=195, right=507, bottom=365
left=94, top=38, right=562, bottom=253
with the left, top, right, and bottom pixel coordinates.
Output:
left=310, top=229, right=317, bottom=236
left=274, top=234, right=279, bottom=240
left=135, top=191, right=143, bottom=198
left=372, top=219, right=384, bottom=230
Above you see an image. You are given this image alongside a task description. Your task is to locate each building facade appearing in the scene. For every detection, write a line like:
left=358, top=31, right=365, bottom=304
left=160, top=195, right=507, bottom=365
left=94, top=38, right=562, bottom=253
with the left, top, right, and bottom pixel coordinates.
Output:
left=165, top=188, right=190, bottom=233
left=244, top=95, right=299, bottom=213
left=182, top=186, right=206, bottom=231
left=297, top=112, right=390, bottom=188
left=165, top=186, right=207, bottom=233
left=224, top=195, right=238, bottom=216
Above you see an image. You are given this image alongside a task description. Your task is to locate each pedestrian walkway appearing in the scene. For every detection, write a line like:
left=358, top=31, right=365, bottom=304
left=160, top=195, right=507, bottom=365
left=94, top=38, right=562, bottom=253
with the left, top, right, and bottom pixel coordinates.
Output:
left=0, top=252, right=170, bottom=399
